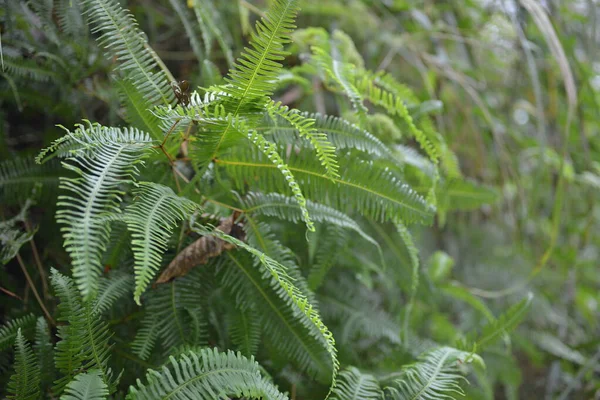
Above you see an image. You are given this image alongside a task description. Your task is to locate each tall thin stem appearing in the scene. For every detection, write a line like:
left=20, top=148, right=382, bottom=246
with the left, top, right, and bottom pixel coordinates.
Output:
left=16, top=253, right=54, bottom=325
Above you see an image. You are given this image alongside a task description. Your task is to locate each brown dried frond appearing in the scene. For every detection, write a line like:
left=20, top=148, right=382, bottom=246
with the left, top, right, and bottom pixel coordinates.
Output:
left=155, top=213, right=245, bottom=284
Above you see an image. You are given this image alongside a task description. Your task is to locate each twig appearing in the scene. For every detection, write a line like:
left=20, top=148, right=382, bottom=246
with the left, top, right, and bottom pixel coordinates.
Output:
left=16, top=253, right=54, bottom=325
left=25, top=220, right=49, bottom=300
left=0, top=286, right=22, bottom=301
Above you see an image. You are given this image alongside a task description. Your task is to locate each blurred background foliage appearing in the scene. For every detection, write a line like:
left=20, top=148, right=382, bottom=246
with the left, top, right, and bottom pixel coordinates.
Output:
left=0, top=0, right=599, bottom=398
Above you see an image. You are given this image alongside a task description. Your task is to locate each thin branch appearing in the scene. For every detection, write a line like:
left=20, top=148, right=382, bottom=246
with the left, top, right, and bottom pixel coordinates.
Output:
left=16, top=253, right=54, bottom=325
left=25, top=220, right=49, bottom=300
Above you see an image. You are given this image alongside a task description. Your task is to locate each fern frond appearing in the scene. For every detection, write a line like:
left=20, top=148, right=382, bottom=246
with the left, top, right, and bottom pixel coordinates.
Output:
left=227, top=307, right=261, bottom=358
left=0, top=314, right=36, bottom=352
left=7, top=329, right=40, bottom=400
left=265, top=101, right=339, bottom=178
left=56, top=0, right=88, bottom=39
left=218, top=149, right=434, bottom=225
left=458, top=293, right=533, bottom=352
left=131, top=315, right=159, bottom=361
left=50, top=122, right=153, bottom=300
left=331, top=367, right=382, bottom=400
left=385, top=347, right=482, bottom=400
left=81, top=0, right=175, bottom=105
left=0, top=157, right=61, bottom=204
left=62, top=369, right=109, bottom=400
left=241, top=192, right=380, bottom=251
left=320, top=277, right=401, bottom=346
left=51, top=270, right=114, bottom=394
left=396, top=222, right=419, bottom=344
left=189, top=0, right=234, bottom=67
left=124, top=182, right=199, bottom=304
left=34, top=317, right=55, bottom=394
left=1, top=53, right=59, bottom=82
left=94, top=270, right=134, bottom=314
left=194, top=223, right=338, bottom=385
left=223, top=0, right=300, bottom=102
left=308, top=225, right=349, bottom=290
left=128, top=348, right=287, bottom=399
left=311, top=34, right=367, bottom=114
left=115, top=79, right=163, bottom=140
left=354, top=73, right=439, bottom=165
left=438, top=179, right=498, bottom=211
left=260, top=112, right=394, bottom=161
left=158, top=104, right=315, bottom=231
left=134, top=270, right=207, bottom=359
left=167, top=0, right=204, bottom=63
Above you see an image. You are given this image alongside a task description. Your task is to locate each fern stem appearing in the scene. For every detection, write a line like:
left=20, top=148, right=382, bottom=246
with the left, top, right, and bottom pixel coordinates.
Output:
left=240, top=0, right=266, bottom=18
left=15, top=253, right=54, bottom=326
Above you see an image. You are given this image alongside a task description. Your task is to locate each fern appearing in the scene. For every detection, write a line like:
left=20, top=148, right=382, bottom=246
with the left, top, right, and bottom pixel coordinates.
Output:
left=51, top=269, right=114, bottom=395
left=458, top=293, right=533, bottom=352
left=265, top=101, right=339, bottom=178
left=124, top=182, right=199, bottom=304
left=396, top=222, right=419, bottom=344
left=7, top=329, right=40, bottom=400
left=222, top=0, right=300, bottom=102
left=227, top=307, right=261, bottom=358
left=81, top=0, right=175, bottom=105
left=62, top=369, right=109, bottom=400
left=219, top=149, right=434, bottom=225
left=385, top=347, right=483, bottom=400
left=94, top=270, right=134, bottom=314
left=330, top=367, right=382, bottom=400
left=218, top=250, right=332, bottom=382
left=0, top=157, right=61, bottom=204
left=128, top=348, right=288, bottom=399
left=0, top=314, right=36, bottom=352
left=133, top=269, right=207, bottom=359
left=45, top=122, right=153, bottom=300
left=34, top=317, right=55, bottom=394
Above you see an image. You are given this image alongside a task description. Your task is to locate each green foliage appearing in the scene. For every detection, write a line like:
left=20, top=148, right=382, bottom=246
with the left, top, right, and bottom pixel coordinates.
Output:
left=7, top=329, right=40, bottom=400
left=49, top=123, right=153, bottom=300
left=330, top=367, right=382, bottom=400
left=62, top=370, right=109, bottom=400
left=2, top=0, right=589, bottom=398
left=385, top=347, right=483, bottom=400
left=124, top=182, right=199, bottom=304
left=128, top=348, right=287, bottom=399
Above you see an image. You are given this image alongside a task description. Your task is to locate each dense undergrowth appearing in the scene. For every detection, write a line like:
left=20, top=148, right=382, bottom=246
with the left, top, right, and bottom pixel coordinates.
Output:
left=0, top=0, right=598, bottom=399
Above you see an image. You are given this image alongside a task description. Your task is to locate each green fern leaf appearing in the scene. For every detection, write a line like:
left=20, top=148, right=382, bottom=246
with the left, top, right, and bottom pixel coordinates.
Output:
left=124, top=182, right=199, bottom=304
left=51, top=270, right=115, bottom=395
left=265, top=101, right=339, bottom=179
left=49, top=122, right=153, bottom=300
left=223, top=0, right=299, bottom=102
left=7, top=329, right=41, bottom=400
left=458, top=293, right=533, bottom=352
left=62, top=369, right=109, bottom=400
left=127, top=348, right=288, bottom=399
left=218, top=149, right=434, bottom=225
left=194, top=222, right=338, bottom=386
left=34, top=317, right=55, bottom=394
left=115, top=79, right=163, bottom=140
left=133, top=269, right=207, bottom=359
left=241, top=192, right=380, bottom=252
left=331, top=367, right=382, bottom=400
left=0, top=314, right=36, bottom=352
left=94, top=270, right=134, bottom=314
left=227, top=307, right=261, bottom=358
left=81, top=0, right=175, bottom=105
left=0, top=157, right=61, bottom=204
left=385, top=347, right=482, bottom=400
